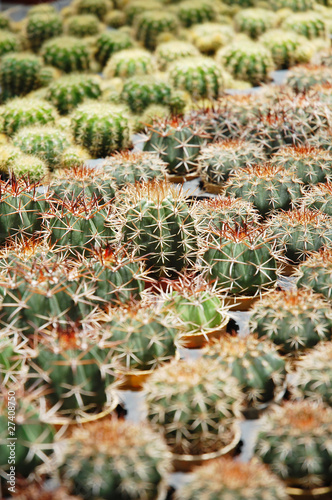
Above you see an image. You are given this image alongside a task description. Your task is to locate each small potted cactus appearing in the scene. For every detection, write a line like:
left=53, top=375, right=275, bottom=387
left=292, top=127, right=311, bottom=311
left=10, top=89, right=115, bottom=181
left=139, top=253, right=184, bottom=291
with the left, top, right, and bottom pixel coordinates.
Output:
left=94, top=30, right=133, bottom=68
left=64, top=14, right=102, bottom=38
left=194, top=196, right=261, bottom=230
left=234, top=8, right=277, bottom=39
left=46, top=74, right=102, bottom=115
left=24, top=12, right=63, bottom=52
left=155, top=40, right=199, bottom=70
left=260, top=30, right=311, bottom=69
left=175, top=0, right=219, bottom=28
left=103, top=48, right=154, bottom=79
left=188, top=22, right=234, bottom=55
left=133, top=10, right=180, bottom=51
left=300, top=181, right=332, bottom=216
left=120, top=76, right=172, bottom=114
left=41, top=36, right=91, bottom=73
left=282, top=12, right=328, bottom=39
left=296, top=247, right=332, bottom=300
left=72, top=0, right=113, bottom=20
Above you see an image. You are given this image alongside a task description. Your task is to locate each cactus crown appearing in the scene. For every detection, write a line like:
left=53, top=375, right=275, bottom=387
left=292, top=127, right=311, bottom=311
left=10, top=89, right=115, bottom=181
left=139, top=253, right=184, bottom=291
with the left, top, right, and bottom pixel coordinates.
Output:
left=271, top=208, right=331, bottom=226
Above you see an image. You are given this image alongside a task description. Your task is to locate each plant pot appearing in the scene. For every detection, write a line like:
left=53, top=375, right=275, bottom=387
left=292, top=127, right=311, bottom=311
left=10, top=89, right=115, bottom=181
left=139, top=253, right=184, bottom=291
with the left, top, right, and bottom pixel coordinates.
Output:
left=166, top=172, right=199, bottom=184
left=282, top=263, right=298, bottom=277
left=171, top=425, right=241, bottom=473
left=201, top=181, right=223, bottom=194
left=286, top=484, right=332, bottom=499
left=177, top=315, right=229, bottom=349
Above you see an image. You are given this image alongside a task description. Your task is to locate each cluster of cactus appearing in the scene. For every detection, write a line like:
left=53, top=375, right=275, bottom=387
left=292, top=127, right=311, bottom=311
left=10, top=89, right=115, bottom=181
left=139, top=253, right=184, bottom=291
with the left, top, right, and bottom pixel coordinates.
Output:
left=41, top=36, right=91, bottom=73
left=104, top=48, right=154, bottom=78
left=175, top=0, right=218, bottom=28
left=282, top=12, right=328, bottom=39
left=24, top=12, right=63, bottom=52
left=46, top=73, right=101, bottom=114
left=235, top=8, right=277, bottom=39
left=121, top=76, right=172, bottom=114
left=2, top=97, right=58, bottom=136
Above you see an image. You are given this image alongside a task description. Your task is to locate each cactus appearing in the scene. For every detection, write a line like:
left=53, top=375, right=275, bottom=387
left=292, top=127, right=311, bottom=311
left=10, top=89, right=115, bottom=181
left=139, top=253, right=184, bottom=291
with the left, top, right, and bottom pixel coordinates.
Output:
left=105, top=9, right=126, bottom=28
left=59, top=145, right=91, bottom=169
left=121, top=76, right=172, bottom=114
left=133, top=10, right=179, bottom=51
left=271, top=146, right=332, bottom=186
left=266, top=208, right=332, bottom=263
left=0, top=29, right=22, bottom=58
left=286, top=64, right=332, bottom=91
left=216, top=41, right=275, bottom=86
left=259, top=30, right=311, bottom=69
left=94, top=30, right=134, bottom=68
left=271, top=0, right=315, bottom=10
left=224, top=163, right=303, bottom=217
left=41, top=36, right=91, bottom=73
left=235, top=8, right=277, bottom=40
left=203, top=335, right=287, bottom=408
left=169, top=56, right=229, bottom=100
left=254, top=401, right=332, bottom=488
left=70, top=102, right=131, bottom=158
left=65, top=14, right=101, bottom=38
left=24, top=12, right=63, bottom=52
left=46, top=73, right=101, bottom=114
left=8, top=153, right=49, bottom=183
left=188, top=23, right=234, bottom=55
left=250, top=289, right=332, bottom=354
left=143, top=358, right=243, bottom=455
left=290, top=342, right=332, bottom=407
left=60, top=418, right=172, bottom=500
left=0, top=13, right=11, bottom=31
left=104, top=48, right=154, bottom=79
left=309, top=128, right=332, bottom=152
left=156, top=41, right=199, bottom=70
left=134, top=104, right=170, bottom=132
left=197, top=140, right=266, bottom=188
left=296, top=247, right=332, bottom=300
left=118, top=180, right=199, bottom=278
left=282, top=12, right=328, bottom=39
left=194, top=196, right=261, bottom=229
left=102, top=150, right=167, bottom=188
left=222, top=0, right=255, bottom=6
left=176, top=458, right=291, bottom=500
left=13, top=125, right=72, bottom=169
left=200, top=223, right=279, bottom=297
left=175, top=0, right=218, bottom=28
left=28, top=3, right=57, bottom=16
left=143, top=116, right=207, bottom=176
left=124, top=0, right=161, bottom=24
left=2, top=97, right=58, bottom=136
left=0, top=144, right=22, bottom=175
left=73, top=0, right=113, bottom=20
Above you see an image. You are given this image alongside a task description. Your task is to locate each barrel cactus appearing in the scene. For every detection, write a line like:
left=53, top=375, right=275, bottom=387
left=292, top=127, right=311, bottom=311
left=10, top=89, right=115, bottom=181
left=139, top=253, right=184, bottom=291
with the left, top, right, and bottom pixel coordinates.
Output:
left=0, top=29, right=22, bottom=58
left=249, top=289, right=332, bottom=354
left=282, top=12, right=328, bottom=39
left=65, top=14, right=101, bottom=38
left=133, top=10, right=180, bottom=51
left=46, top=73, right=101, bottom=114
left=194, top=196, right=261, bottom=229
left=103, top=48, right=154, bottom=79
left=121, top=76, right=172, bottom=114
left=24, top=12, right=63, bottom=52
left=8, top=153, right=49, bottom=182
left=155, top=40, right=199, bottom=70
left=286, top=64, right=332, bottom=92
left=271, top=0, right=315, bottom=10
left=94, top=30, right=134, bottom=67
left=41, top=36, right=91, bottom=73
left=188, top=23, right=234, bottom=55
left=235, top=8, right=277, bottom=39
left=259, top=30, right=310, bottom=69
left=59, top=145, right=91, bottom=169
left=2, top=97, right=58, bottom=136
left=296, top=247, right=332, bottom=300
left=175, top=0, right=218, bottom=28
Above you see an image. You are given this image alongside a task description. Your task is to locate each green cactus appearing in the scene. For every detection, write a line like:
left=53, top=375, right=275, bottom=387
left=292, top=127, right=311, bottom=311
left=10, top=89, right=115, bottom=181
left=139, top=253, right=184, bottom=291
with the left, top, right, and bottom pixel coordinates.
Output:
left=124, top=0, right=161, bottom=24
left=46, top=73, right=101, bottom=114
left=235, top=9, right=277, bottom=39
left=188, top=23, right=234, bottom=55
left=70, top=102, right=131, bottom=158
left=250, top=289, right=332, bottom=354
left=41, top=36, right=91, bottom=73
left=175, top=0, right=218, bottom=28
left=0, top=335, right=29, bottom=387
left=197, top=140, right=266, bottom=188
left=24, top=12, right=63, bottom=52
left=94, top=30, right=134, bottom=68
left=290, top=342, right=332, bottom=407
left=102, top=150, right=167, bottom=188
left=222, top=0, right=255, bottom=6
left=216, top=41, right=275, bottom=86
left=169, top=56, right=229, bottom=100
left=73, top=0, right=113, bottom=20
left=8, top=153, right=49, bottom=183
left=133, top=10, right=179, bottom=51
left=259, top=30, right=311, bottom=69
left=105, top=9, right=126, bottom=28
left=309, top=128, right=332, bottom=152
left=0, top=144, right=24, bottom=176
left=121, top=76, right=172, bottom=114
left=266, top=208, right=332, bottom=264
left=2, top=97, right=58, bottom=136
left=59, top=145, right=91, bottom=169
left=296, top=247, right=332, bottom=300
left=282, top=12, right=328, bottom=39
left=0, top=29, right=22, bottom=58
left=134, top=104, right=170, bottom=132
left=143, top=358, right=243, bottom=455
left=286, top=64, right=332, bottom=91
left=176, top=458, right=290, bottom=500
left=254, top=401, right=332, bottom=488
left=194, top=196, right=261, bottom=228
left=60, top=418, right=172, bottom=500
left=103, top=48, right=154, bottom=79
left=118, top=181, right=199, bottom=278
left=156, top=41, right=199, bottom=70
left=271, top=0, right=315, bottom=10
left=0, top=13, right=11, bottom=31
left=65, top=14, right=101, bottom=38
left=28, top=3, right=57, bottom=16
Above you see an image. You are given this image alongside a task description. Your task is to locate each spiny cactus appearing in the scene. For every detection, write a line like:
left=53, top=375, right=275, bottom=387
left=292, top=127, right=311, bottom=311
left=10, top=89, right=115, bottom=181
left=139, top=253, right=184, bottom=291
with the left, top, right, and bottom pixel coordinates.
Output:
left=121, top=76, right=172, bottom=114
left=134, top=104, right=170, bottom=132
left=216, top=41, right=275, bottom=86
left=0, top=29, right=22, bottom=58
left=266, top=208, right=332, bottom=264
left=41, top=36, right=91, bottom=73
left=102, top=150, right=167, bottom=188
left=118, top=180, right=199, bottom=278
left=224, top=163, right=303, bottom=217
left=286, top=64, right=332, bottom=92
left=290, top=342, right=332, bottom=407
left=200, top=223, right=280, bottom=297
left=0, top=13, right=11, bottom=31
left=168, top=56, right=229, bottom=100
left=13, top=125, right=72, bottom=169
left=271, top=0, right=315, bottom=10
left=309, top=128, right=332, bottom=152
left=46, top=73, right=101, bottom=114
left=2, top=97, right=58, bottom=136
left=254, top=401, right=332, bottom=488
left=0, top=334, right=29, bottom=387
left=295, top=247, right=332, bottom=300
left=103, top=48, right=154, bottom=79
left=70, top=102, right=131, bottom=158
left=156, top=40, right=199, bottom=70
left=175, top=0, right=218, bottom=28
left=94, top=30, right=134, bottom=68
left=249, top=289, right=332, bottom=354
left=24, top=12, right=63, bottom=52
left=197, top=140, right=266, bottom=189
left=73, top=0, right=113, bottom=20
left=187, top=23, right=234, bottom=55
left=143, top=358, right=243, bottom=455
left=124, top=0, right=161, bottom=24
left=143, top=116, right=207, bottom=176
left=133, top=10, right=179, bottom=51
left=282, top=12, right=328, bottom=39
left=8, top=153, right=49, bottom=183
left=59, top=145, right=91, bottom=169
left=235, top=8, right=277, bottom=40
left=259, top=30, right=310, bottom=69
left=194, top=196, right=261, bottom=229
left=28, top=3, right=57, bottom=16
left=59, top=418, right=172, bottom=500
left=176, top=458, right=291, bottom=500
left=65, top=14, right=101, bottom=38
left=105, top=9, right=126, bottom=28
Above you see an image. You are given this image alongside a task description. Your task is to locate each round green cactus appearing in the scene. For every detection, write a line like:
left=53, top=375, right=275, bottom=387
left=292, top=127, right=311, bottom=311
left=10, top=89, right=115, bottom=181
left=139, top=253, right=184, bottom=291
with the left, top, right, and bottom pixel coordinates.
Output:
left=105, top=9, right=126, bottom=28
left=271, top=0, right=315, bottom=10
left=266, top=208, right=332, bottom=264
left=94, top=30, right=134, bottom=67
left=41, top=36, right=91, bottom=73
left=0, top=29, right=22, bottom=58
left=194, top=196, right=261, bottom=229
left=124, top=0, right=161, bottom=24
left=176, top=458, right=290, bottom=500
left=203, top=335, right=287, bottom=408
left=216, top=41, right=275, bottom=86
left=301, top=181, right=332, bottom=217
left=59, top=145, right=91, bottom=169
left=13, top=125, right=72, bottom=169
left=296, top=247, right=332, bottom=300
left=188, top=23, right=234, bottom=55
left=28, top=3, right=57, bottom=16
left=156, top=40, right=199, bottom=70
left=73, top=0, right=113, bottom=19
left=2, top=97, right=58, bottom=136
left=175, top=0, right=218, bottom=28
left=134, top=104, right=170, bottom=132
left=143, top=358, right=243, bottom=455
left=286, top=64, right=332, bottom=92
left=309, top=128, right=332, bottom=152
left=197, top=139, right=266, bottom=188
left=282, top=12, right=328, bottom=39
left=0, top=53, right=47, bottom=102
left=235, top=8, right=277, bottom=39
left=70, top=102, right=131, bottom=158
left=250, top=289, right=332, bottom=354
left=8, top=153, right=49, bottom=182
left=24, top=12, right=63, bottom=52
left=46, top=73, right=101, bottom=114
left=254, top=401, right=332, bottom=488
left=133, top=10, right=179, bottom=51
left=169, top=56, right=229, bottom=100
left=65, top=14, right=101, bottom=37
left=259, top=30, right=311, bottom=69
left=121, top=76, right=172, bottom=114
left=60, top=418, right=172, bottom=500
left=104, top=48, right=154, bottom=79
